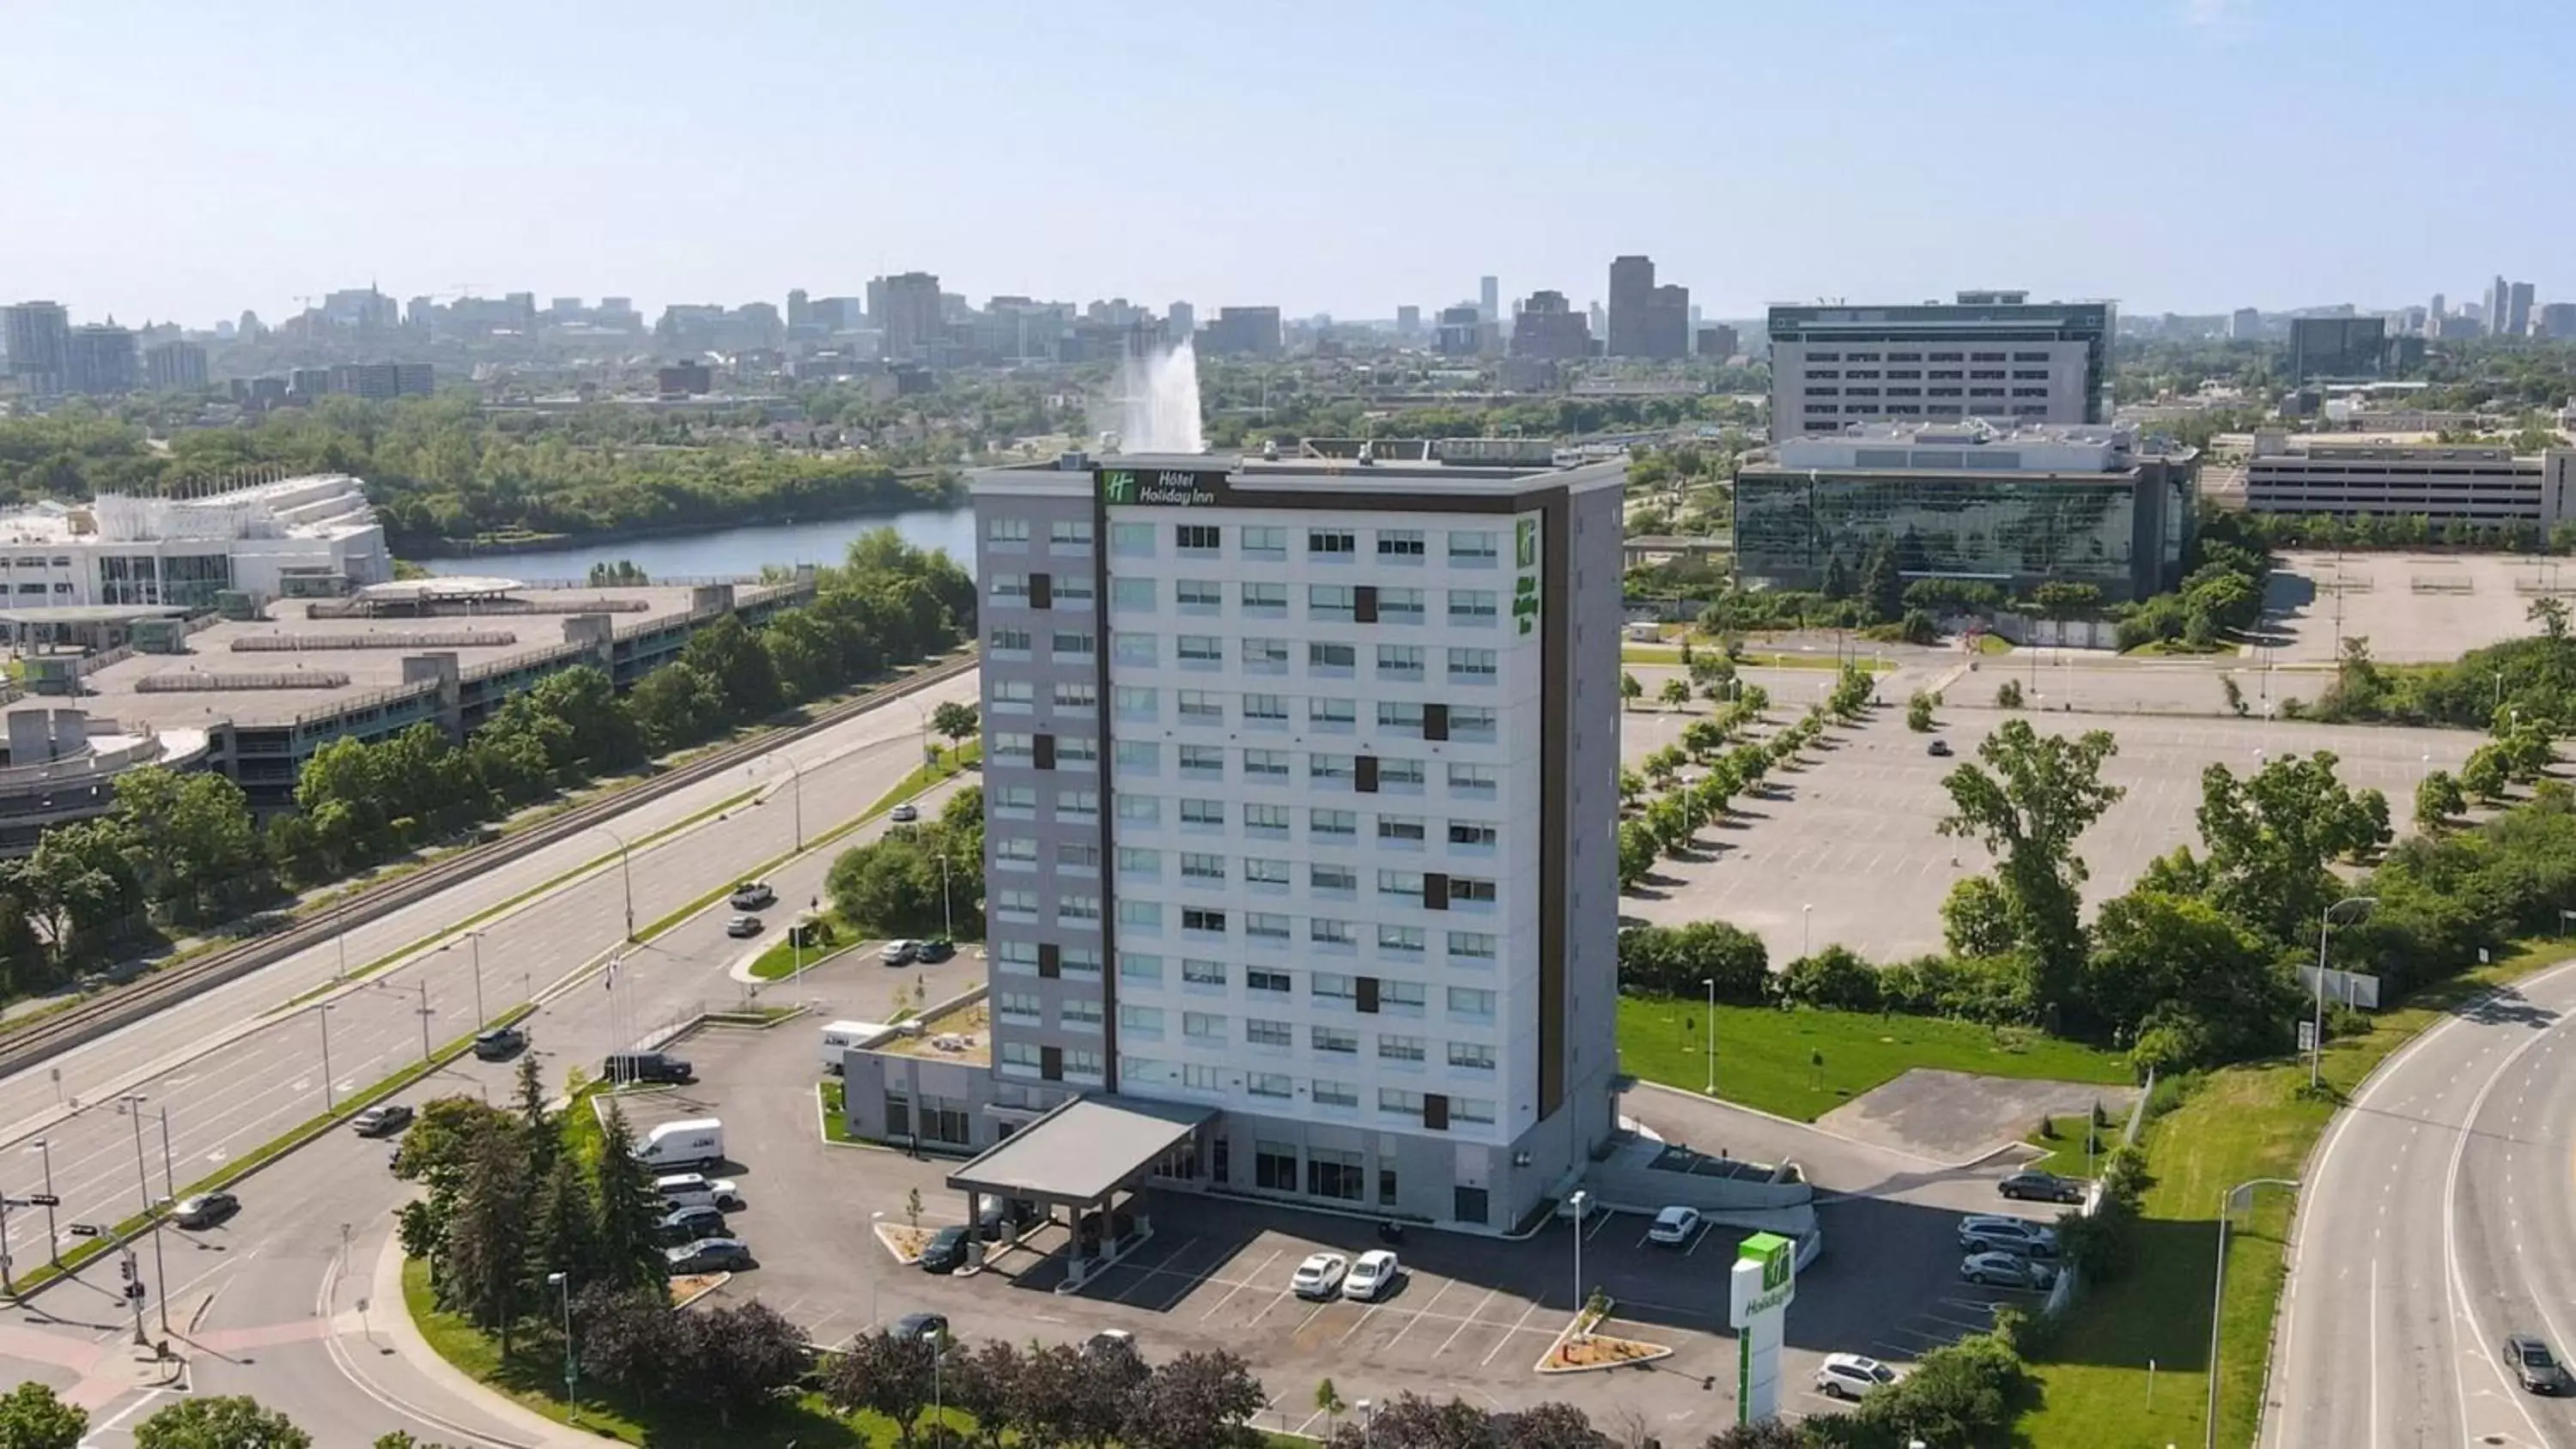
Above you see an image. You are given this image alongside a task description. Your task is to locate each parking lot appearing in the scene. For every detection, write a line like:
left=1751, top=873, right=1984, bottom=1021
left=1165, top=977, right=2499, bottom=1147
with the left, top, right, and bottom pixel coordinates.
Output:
left=659, top=1015, right=2082, bottom=1436
left=1621, top=700, right=2475, bottom=961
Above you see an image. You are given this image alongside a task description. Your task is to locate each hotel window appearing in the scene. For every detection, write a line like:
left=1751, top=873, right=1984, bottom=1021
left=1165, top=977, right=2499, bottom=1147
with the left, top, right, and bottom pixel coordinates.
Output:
left=994, top=991, right=1042, bottom=1022
left=1449, top=985, right=1497, bottom=1018
left=1059, top=894, right=1102, bottom=922
left=1377, top=815, right=1426, bottom=843
left=1176, top=578, right=1222, bottom=609
left=1062, top=998, right=1103, bottom=1028
left=1450, top=706, right=1497, bottom=737
left=1310, top=863, right=1358, bottom=892
left=1115, top=793, right=1160, bottom=823
left=1178, top=743, right=1224, bottom=776
left=1244, top=637, right=1290, bottom=670
left=1448, top=931, right=1498, bottom=961
left=1313, top=973, right=1357, bottom=1003
left=1183, top=1064, right=1226, bottom=1093
left=1117, top=846, right=1163, bottom=875
left=1054, top=789, right=1098, bottom=819
left=1311, top=808, right=1357, bottom=839
left=996, top=940, right=1038, bottom=973
left=1378, top=1035, right=1426, bottom=1063
left=1309, top=641, right=1357, bottom=670
left=1057, top=735, right=1098, bottom=763
left=1119, top=1003, right=1164, bottom=1034
left=1377, top=700, right=1425, bottom=730
left=1244, top=858, right=1291, bottom=886
left=1377, top=645, right=1424, bottom=678
left=1447, top=648, right=1498, bottom=681
left=1377, top=870, right=1424, bottom=899
left=1247, top=1017, right=1293, bottom=1046
left=1054, top=574, right=1093, bottom=603
left=1241, top=581, right=1287, bottom=614
left=1309, top=697, right=1357, bottom=726
left=1054, top=680, right=1097, bottom=708
left=1449, top=821, right=1498, bottom=848
left=993, top=678, right=1034, bottom=709
left=1309, top=754, right=1354, bottom=783
left=1243, top=748, right=1291, bottom=779
left=1118, top=900, right=1162, bottom=928
left=1314, top=1079, right=1359, bottom=1108
left=989, top=627, right=1031, bottom=652
left=1454, top=1097, right=1496, bottom=1125
left=1449, top=530, right=1498, bottom=561
left=993, top=888, right=1038, bottom=918
left=1245, top=803, right=1291, bottom=835
left=1177, top=690, right=1224, bottom=720
left=1182, top=906, right=1227, bottom=934
left=1310, top=919, right=1357, bottom=947
left=1248, top=1073, right=1292, bottom=1100
left=1052, top=630, right=1096, bottom=658
left=1378, top=925, right=1425, bottom=954
left=1309, top=529, right=1356, bottom=555
left=1176, top=524, right=1220, bottom=552
left=1247, top=912, right=1291, bottom=942
left=1111, top=577, right=1155, bottom=610
left=1120, top=952, right=1164, bottom=985
left=994, top=837, right=1036, bottom=865
left=999, top=1042, right=1041, bottom=1076
left=993, top=785, right=1036, bottom=813
left=1114, top=632, right=1157, bottom=665
left=1448, top=589, right=1498, bottom=621
left=1056, top=840, right=1100, bottom=870
left=1377, top=529, right=1425, bottom=557
left=1379, top=758, right=1426, bottom=787
left=1061, top=947, right=1102, bottom=977
left=1179, top=797, right=1224, bottom=827
left=1050, top=518, right=1093, bottom=548
left=1180, top=852, right=1226, bottom=882
left=1111, top=521, right=1153, bottom=555
left=1309, top=584, right=1356, bottom=620
left=1182, top=958, right=1228, bottom=985
left=1115, top=739, right=1158, bottom=770
left=989, top=573, right=1029, bottom=603
left=1451, top=876, right=1498, bottom=903
left=1242, top=525, right=1286, bottom=558
left=1448, top=763, right=1497, bottom=794
left=991, top=731, right=1034, bottom=761
left=1182, top=1011, right=1228, bottom=1041
left=987, top=517, right=1030, bottom=543
left=1382, top=979, right=1426, bottom=1009
left=1313, top=1026, right=1358, bottom=1055
left=1448, top=1041, right=1496, bottom=1071
left=1242, top=692, right=1289, bottom=721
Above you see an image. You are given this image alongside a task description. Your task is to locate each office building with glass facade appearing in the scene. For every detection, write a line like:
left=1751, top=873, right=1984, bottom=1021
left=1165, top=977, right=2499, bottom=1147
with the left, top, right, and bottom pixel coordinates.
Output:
left=1735, top=421, right=2197, bottom=603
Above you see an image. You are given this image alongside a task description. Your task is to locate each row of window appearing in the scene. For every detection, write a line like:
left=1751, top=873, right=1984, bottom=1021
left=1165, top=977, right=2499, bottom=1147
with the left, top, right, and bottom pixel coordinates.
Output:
left=993, top=885, right=1499, bottom=935
left=1073, top=522, right=1505, bottom=561
left=982, top=518, right=1094, bottom=547
left=1115, top=1062, right=1498, bottom=1124
left=987, top=685, right=1497, bottom=737
left=1111, top=1005, right=1500, bottom=1060
left=1801, top=350, right=2044, bottom=363
left=995, top=828, right=1503, bottom=872
left=1083, top=579, right=1506, bottom=621
left=987, top=792, right=1511, bottom=851
left=1801, top=403, right=2050, bottom=418
left=1113, top=943, right=1498, bottom=985
left=987, top=629, right=1507, bottom=682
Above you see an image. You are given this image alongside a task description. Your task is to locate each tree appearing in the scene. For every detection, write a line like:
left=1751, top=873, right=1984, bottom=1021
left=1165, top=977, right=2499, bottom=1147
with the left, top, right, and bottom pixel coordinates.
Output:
left=1122, top=1349, right=1266, bottom=1448
left=24, top=815, right=143, bottom=963
left=590, top=1100, right=670, bottom=1290
left=626, top=661, right=727, bottom=753
left=676, top=1299, right=809, bottom=1426
left=1856, top=544, right=1904, bottom=625
left=2084, top=888, right=2293, bottom=1062
left=825, top=1330, right=939, bottom=1447
left=1495, top=1401, right=1613, bottom=1449
left=1617, top=822, right=1659, bottom=891
left=1905, top=691, right=1936, bottom=732
left=1619, top=672, right=1644, bottom=708
left=2416, top=768, right=2467, bottom=832
left=1820, top=553, right=1852, bottom=601
left=1995, top=678, right=2025, bottom=709
left=108, top=767, right=258, bottom=922
left=678, top=612, right=781, bottom=720
left=1935, top=719, right=2125, bottom=1009
left=931, top=700, right=981, bottom=761
left=1348, top=1392, right=1493, bottom=1448
left=2192, top=752, right=2393, bottom=943
left=1941, top=875, right=2019, bottom=957
left=2532, top=594, right=2571, bottom=642
left=526, top=1150, right=599, bottom=1300
left=1659, top=677, right=1693, bottom=711
left=0, top=1381, right=86, bottom=1449
left=443, top=1122, right=534, bottom=1352
left=131, top=1396, right=311, bottom=1449
left=1853, top=1333, right=2024, bottom=1444
left=1701, top=1420, right=1818, bottom=1448
left=2464, top=743, right=2512, bottom=802
left=1777, top=945, right=1880, bottom=1011
left=950, top=1338, right=1026, bottom=1448
left=1313, top=1379, right=1347, bottom=1437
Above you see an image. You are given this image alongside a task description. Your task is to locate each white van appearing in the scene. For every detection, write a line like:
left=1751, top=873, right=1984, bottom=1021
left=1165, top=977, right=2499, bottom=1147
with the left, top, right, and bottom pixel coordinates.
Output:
left=639, top=1118, right=725, bottom=1171
left=820, top=1021, right=889, bottom=1070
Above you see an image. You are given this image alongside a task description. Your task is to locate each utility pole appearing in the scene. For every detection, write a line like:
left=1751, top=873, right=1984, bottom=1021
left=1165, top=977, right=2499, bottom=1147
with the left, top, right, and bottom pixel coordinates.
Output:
left=27, top=1137, right=60, bottom=1267
left=413, top=980, right=434, bottom=1064
left=118, top=1095, right=170, bottom=1337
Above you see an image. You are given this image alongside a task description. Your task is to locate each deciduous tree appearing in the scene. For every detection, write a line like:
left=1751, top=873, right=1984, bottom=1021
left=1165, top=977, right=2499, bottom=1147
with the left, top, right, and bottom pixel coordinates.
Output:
left=1935, top=719, right=2125, bottom=1010
left=131, top=1395, right=312, bottom=1449
left=0, top=1380, right=86, bottom=1449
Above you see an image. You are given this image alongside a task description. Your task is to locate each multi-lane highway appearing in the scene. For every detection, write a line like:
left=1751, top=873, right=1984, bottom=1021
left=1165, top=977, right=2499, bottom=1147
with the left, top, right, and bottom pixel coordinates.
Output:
left=0, top=666, right=975, bottom=1441
left=2267, top=957, right=2576, bottom=1449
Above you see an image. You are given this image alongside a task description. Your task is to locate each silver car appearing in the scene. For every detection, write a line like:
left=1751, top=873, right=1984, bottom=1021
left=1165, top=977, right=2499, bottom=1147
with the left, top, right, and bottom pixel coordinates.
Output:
left=1958, top=1214, right=2059, bottom=1258
left=1960, top=1251, right=2056, bottom=1290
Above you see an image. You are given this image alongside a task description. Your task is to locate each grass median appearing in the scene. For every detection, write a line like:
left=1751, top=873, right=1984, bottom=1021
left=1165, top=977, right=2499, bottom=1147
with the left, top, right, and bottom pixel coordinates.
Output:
left=1616, top=996, right=2131, bottom=1124
left=2016, top=939, right=2576, bottom=1448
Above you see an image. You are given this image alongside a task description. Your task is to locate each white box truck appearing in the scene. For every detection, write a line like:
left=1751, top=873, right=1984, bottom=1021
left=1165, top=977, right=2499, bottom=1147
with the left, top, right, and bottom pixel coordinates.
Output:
left=640, top=1118, right=725, bottom=1171
left=820, top=1020, right=893, bottom=1070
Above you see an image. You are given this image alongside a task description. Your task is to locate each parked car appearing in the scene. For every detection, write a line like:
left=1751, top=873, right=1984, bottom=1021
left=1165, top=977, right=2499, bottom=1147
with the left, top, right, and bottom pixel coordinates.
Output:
left=2509, top=1335, right=2571, bottom=1394
left=656, top=1206, right=729, bottom=1246
left=730, top=881, right=775, bottom=910
left=726, top=913, right=764, bottom=938
left=471, top=1026, right=527, bottom=1061
left=603, top=1051, right=693, bottom=1084
left=917, top=938, right=957, bottom=963
left=173, top=1191, right=239, bottom=1228
left=665, top=1238, right=754, bottom=1274
left=1997, top=1170, right=2086, bottom=1203
left=1290, top=1252, right=1350, bottom=1300
left=1648, top=1205, right=1704, bottom=1246
left=1958, top=1215, right=2060, bottom=1258
left=1960, top=1251, right=2056, bottom=1290
left=1814, top=1353, right=1901, bottom=1399
left=1343, top=1249, right=1400, bottom=1301
left=889, top=803, right=920, bottom=823
left=891, top=1312, right=950, bottom=1343
left=1084, top=1329, right=1137, bottom=1358
left=654, top=1173, right=746, bottom=1212
left=974, top=1194, right=1034, bottom=1240
left=880, top=939, right=922, bottom=966
left=1928, top=738, right=1953, bottom=757
left=920, top=1225, right=974, bottom=1274
left=351, top=1103, right=414, bottom=1137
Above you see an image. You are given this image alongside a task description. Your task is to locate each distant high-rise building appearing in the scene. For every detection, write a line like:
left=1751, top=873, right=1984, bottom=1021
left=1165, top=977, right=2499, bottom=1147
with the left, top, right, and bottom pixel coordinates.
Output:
left=3, top=301, right=71, bottom=396
left=1605, top=256, right=1687, bottom=359
left=1435, top=304, right=1482, bottom=358
left=1165, top=300, right=1195, bottom=347
left=1767, top=291, right=2113, bottom=439
left=1478, top=276, right=1499, bottom=325
left=1588, top=301, right=1607, bottom=340
left=2429, top=293, right=2445, bottom=323
left=878, top=272, right=944, bottom=363
left=1510, top=290, right=1591, bottom=361
left=2228, top=307, right=2262, bottom=340
left=236, top=310, right=266, bottom=340
left=787, top=289, right=811, bottom=330
left=1394, top=305, right=1421, bottom=338
left=1201, top=306, right=1284, bottom=358
left=2287, top=316, right=2389, bottom=382
left=65, top=324, right=137, bottom=396
left=2508, top=282, right=2537, bottom=337
left=2543, top=303, right=2576, bottom=340
left=598, top=297, right=640, bottom=331
left=1697, top=324, right=1741, bottom=361
left=143, top=339, right=209, bottom=391
left=2489, top=276, right=2512, bottom=338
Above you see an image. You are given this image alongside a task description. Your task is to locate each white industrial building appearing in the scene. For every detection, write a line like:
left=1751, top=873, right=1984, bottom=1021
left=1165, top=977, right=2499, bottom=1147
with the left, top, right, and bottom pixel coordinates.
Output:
left=0, top=474, right=392, bottom=610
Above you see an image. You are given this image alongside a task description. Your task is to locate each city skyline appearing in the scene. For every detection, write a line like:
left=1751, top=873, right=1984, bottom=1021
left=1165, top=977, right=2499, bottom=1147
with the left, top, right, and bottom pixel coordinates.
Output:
left=9, top=0, right=2576, bottom=327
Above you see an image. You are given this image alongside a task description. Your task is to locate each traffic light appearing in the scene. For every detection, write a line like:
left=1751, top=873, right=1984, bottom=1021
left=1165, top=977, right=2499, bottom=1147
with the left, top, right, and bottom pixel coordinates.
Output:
left=119, top=1257, right=134, bottom=1284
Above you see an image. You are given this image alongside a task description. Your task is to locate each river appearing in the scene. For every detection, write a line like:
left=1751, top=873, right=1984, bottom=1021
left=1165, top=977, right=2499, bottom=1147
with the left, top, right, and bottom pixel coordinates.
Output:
left=416, top=504, right=975, bottom=582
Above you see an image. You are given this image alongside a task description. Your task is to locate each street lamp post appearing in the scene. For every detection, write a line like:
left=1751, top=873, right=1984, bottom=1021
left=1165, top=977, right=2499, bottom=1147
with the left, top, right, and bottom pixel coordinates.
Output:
left=315, top=1003, right=337, bottom=1110
left=548, top=1270, right=578, bottom=1409
left=777, top=756, right=805, bottom=851
left=2312, top=896, right=2377, bottom=1090
left=593, top=824, right=638, bottom=940
left=2208, top=1178, right=2300, bottom=1449
left=31, top=1138, right=58, bottom=1267
left=1801, top=903, right=1814, bottom=957
left=1702, top=977, right=1716, bottom=1095
left=117, top=1094, right=170, bottom=1337
left=938, top=853, right=954, bottom=941
left=1567, top=1189, right=1589, bottom=1330
left=459, top=929, right=486, bottom=1027
left=412, top=979, right=434, bottom=1064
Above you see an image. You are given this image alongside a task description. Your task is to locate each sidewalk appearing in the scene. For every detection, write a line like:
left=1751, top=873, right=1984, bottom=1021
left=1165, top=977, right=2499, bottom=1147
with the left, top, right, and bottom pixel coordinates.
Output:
left=370, top=1231, right=592, bottom=1449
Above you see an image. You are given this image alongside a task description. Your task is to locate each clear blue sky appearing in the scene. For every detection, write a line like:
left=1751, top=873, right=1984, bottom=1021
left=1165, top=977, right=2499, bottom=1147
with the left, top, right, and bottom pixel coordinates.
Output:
left=10, top=0, right=2570, bottom=328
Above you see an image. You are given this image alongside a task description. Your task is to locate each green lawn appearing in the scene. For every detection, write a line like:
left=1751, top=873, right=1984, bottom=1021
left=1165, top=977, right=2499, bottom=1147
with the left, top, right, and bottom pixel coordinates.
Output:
left=860, top=739, right=982, bottom=820
left=749, top=910, right=859, bottom=980
left=2019, top=939, right=2576, bottom=1448
left=1972, top=632, right=2014, bottom=655
left=818, top=1078, right=856, bottom=1143
left=1615, top=997, right=2132, bottom=1123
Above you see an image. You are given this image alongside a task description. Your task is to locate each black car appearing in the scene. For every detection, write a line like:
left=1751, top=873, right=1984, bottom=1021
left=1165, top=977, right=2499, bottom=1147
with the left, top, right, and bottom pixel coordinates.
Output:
left=471, top=1027, right=527, bottom=1061
left=665, top=1238, right=754, bottom=1274
left=657, top=1206, right=729, bottom=1246
left=891, top=1312, right=950, bottom=1343
left=173, top=1191, right=240, bottom=1228
left=604, top=1051, right=693, bottom=1084
left=917, top=938, right=957, bottom=963
left=919, top=1224, right=973, bottom=1274
left=2509, top=1335, right=2570, bottom=1394
left=1997, top=1170, right=2086, bottom=1203
left=351, top=1103, right=415, bottom=1137
left=1928, top=738, right=1954, bottom=757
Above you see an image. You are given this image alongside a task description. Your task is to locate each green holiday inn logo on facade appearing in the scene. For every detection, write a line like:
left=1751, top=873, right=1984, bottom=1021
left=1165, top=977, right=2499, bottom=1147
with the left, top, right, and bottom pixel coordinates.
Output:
left=1097, top=468, right=1225, bottom=507
left=1100, top=470, right=1143, bottom=504
left=1741, top=1232, right=1794, bottom=1294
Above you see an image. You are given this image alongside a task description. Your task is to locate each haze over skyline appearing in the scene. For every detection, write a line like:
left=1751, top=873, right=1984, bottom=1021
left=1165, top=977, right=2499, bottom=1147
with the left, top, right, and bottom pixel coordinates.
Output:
left=10, top=0, right=2573, bottom=329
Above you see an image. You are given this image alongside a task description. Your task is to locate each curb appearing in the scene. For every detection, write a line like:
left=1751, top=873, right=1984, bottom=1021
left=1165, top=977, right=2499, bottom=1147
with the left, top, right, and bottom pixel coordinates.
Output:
left=1628, top=1077, right=1996, bottom=1173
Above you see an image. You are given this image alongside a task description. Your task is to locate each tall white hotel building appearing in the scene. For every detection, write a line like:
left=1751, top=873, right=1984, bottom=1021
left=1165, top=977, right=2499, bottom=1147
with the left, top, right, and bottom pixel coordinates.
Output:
left=934, top=441, right=1626, bottom=1233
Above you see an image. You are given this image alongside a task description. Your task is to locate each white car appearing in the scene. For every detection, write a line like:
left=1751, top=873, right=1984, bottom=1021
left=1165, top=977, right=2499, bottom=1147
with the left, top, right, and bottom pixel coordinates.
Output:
left=881, top=939, right=922, bottom=965
left=1814, top=1353, right=1901, bottom=1399
left=1343, top=1249, right=1400, bottom=1301
left=1647, top=1205, right=1704, bottom=1246
left=890, top=803, right=920, bottom=823
left=1290, top=1252, right=1350, bottom=1300
left=654, top=1173, right=746, bottom=1212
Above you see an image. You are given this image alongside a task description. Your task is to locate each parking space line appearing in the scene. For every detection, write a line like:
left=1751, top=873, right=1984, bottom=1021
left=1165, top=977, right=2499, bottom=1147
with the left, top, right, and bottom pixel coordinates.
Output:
left=1435, top=1290, right=1499, bottom=1355
left=1109, top=1235, right=1199, bottom=1305
left=1336, top=1302, right=1384, bottom=1344
left=1481, top=1300, right=1544, bottom=1367
left=1584, top=1210, right=1617, bottom=1242
left=1380, top=1279, right=1454, bottom=1350
left=1242, top=1287, right=1301, bottom=1327
left=1289, top=1299, right=1333, bottom=1337
left=1195, top=1250, right=1281, bottom=1319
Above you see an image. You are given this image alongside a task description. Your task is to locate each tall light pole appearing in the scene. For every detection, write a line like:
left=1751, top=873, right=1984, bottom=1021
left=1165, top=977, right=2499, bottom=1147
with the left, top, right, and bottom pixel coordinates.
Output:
left=2208, top=1178, right=2300, bottom=1449
left=116, top=1094, right=169, bottom=1337
left=1702, top=977, right=1716, bottom=1095
left=593, top=824, right=637, bottom=940
left=411, top=979, right=434, bottom=1064
left=315, top=1003, right=337, bottom=1110
left=1801, top=903, right=1814, bottom=957
left=2312, top=896, right=2376, bottom=1089
left=1567, top=1189, right=1589, bottom=1327
left=938, top=852, right=954, bottom=941
left=548, top=1270, right=577, bottom=1410
left=29, top=1137, right=58, bottom=1266
left=452, top=929, right=486, bottom=1027
left=774, top=755, right=805, bottom=852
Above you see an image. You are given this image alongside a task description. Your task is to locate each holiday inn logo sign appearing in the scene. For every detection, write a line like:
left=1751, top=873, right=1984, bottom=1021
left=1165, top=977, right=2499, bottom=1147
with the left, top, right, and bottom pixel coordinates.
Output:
left=1098, top=468, right=1227, bottom=507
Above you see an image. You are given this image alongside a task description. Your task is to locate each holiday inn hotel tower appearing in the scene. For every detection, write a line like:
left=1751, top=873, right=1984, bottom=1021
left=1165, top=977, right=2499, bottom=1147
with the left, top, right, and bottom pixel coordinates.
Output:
left=930, top=441, right=1627, bottom=1232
